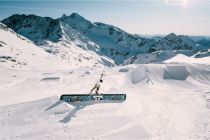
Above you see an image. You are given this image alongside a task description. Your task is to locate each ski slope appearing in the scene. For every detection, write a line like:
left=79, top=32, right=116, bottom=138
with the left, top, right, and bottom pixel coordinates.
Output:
left=0, top=63, right=210, bottom=140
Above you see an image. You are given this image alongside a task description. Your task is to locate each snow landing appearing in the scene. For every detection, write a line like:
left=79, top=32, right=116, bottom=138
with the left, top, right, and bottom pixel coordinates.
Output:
left=0, top=64, right=210, bottom=140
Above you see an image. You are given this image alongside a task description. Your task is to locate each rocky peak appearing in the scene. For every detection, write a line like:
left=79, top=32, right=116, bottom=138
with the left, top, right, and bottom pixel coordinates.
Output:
left=2, top=14, right=62, bottom=42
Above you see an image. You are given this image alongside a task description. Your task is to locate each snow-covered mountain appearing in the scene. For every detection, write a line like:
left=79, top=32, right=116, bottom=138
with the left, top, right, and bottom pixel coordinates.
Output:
left=197, top=39, right=210, bottom=49
left=2, top=13, right=210, bottom=65
left=0, top=22, right=115, bottom=69
left=0, top=23, right=70, bottom=70
left=1, top=14, right=62, bottom=42
left=60, top=13, right=156, bottom=64
left=155, top=33, right=197, bottom=50
left=189, top=35, right=210, bottom=42
left=123, top=33, right=200, bottom=65
left=123, top=50, right=195, bottom=65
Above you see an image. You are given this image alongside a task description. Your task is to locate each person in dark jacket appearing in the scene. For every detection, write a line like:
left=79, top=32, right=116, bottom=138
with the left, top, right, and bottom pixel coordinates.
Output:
left=90, top=74, right=104, bottom=94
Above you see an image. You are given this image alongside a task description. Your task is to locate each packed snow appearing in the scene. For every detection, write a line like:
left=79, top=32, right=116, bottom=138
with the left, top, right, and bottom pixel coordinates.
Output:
left=0, top=63, right=210, bottom=140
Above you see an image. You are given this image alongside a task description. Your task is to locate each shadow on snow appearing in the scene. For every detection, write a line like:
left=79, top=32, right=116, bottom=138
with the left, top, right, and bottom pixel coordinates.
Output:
left=45, top=99, right=124, bottom=124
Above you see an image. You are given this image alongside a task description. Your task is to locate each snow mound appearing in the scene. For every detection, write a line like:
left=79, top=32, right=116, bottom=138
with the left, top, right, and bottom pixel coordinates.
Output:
left=165, top=54, right=210, bottom=64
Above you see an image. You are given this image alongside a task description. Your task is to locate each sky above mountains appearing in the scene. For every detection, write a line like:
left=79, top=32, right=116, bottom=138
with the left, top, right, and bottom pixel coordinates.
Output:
left=0, top=0, right=209, bottom=36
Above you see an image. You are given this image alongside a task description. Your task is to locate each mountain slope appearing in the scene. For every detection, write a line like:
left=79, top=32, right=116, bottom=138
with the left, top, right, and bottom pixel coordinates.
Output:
left=0, top=22, right=115, bottom=69
left=2, top=13, right=209, bottom=65
left=1, top=14, right=62, bottom=42
left=60, top=13, right=155, bottom=64
left=0, top=23, right=70, bottom=70
left=155, top=33, right=197, bottom=50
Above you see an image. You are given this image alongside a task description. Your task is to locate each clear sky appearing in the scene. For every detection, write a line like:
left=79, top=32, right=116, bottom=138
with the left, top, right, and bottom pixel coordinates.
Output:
left=0, top=0, right=210, bottom=36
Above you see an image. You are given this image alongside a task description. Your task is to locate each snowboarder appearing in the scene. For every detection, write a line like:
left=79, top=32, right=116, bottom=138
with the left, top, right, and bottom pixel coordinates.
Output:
left=60, top=72, right=126, bottom=102
left=90, top=73, right=104, bottom=95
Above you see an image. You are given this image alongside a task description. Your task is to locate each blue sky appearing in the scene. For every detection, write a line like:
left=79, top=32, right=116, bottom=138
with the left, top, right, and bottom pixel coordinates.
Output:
left=0, top=0, right=210, bottom=35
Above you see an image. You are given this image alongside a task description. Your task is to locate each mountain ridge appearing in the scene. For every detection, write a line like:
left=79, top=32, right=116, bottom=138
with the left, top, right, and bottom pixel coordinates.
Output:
left=2, top=13, right=210, bottom=65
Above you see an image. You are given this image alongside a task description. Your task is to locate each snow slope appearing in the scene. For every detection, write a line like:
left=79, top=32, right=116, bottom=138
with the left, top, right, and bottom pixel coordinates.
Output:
left=0, top=63, right=210, bottom=140
left=0, top=23, right=115, bottom=69
left=165, top=54, right=210, bottom=65
left=0, top=23, right=70, bottom=70
left=123, top=50, right=195, bottom=65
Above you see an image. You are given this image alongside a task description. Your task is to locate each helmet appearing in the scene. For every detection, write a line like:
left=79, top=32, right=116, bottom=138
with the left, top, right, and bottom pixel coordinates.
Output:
left=100, top=79, right=103, bottom=83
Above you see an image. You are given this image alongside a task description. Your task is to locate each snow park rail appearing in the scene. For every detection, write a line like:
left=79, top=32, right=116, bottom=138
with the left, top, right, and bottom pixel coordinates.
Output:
left=60, top=94, right=126, bottom=103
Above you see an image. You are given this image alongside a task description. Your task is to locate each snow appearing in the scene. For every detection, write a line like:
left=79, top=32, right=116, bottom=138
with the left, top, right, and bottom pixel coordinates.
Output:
left=123, top=50, right=195, bottom=64
left=165, top=54, right=210, bottom=65
left=4, top=13, right=209, bottom=65
left=0, top=26, right=210, bottom=139
left=0, top=23, right=114, bottom=69
left=0, top=14, right=210, bottom=140
left=0, top=23, right=70, bottom=70
left=0, top=63, right=210, bottom=140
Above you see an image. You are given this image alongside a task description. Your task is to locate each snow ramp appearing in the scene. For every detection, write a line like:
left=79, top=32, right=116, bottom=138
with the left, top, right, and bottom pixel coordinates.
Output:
left=128, top=64, right=210, bottom=88
left=163, top=65, right=189, bottom=80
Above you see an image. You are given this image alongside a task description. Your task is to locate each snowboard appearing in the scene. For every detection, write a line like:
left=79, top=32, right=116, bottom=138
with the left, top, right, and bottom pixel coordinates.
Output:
left=60, top=94, right=126, bottom=103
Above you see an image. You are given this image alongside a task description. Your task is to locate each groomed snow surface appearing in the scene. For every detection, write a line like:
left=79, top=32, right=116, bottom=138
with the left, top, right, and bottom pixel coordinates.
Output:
left=0, top=63, right=210, bottom=140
